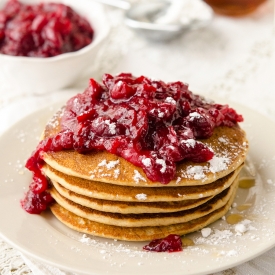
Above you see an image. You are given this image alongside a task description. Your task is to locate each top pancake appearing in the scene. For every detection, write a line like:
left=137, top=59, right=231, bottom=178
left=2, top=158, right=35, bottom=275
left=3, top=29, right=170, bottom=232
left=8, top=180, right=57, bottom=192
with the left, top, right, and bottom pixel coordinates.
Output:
left=42, top=109, right=248, bottom=187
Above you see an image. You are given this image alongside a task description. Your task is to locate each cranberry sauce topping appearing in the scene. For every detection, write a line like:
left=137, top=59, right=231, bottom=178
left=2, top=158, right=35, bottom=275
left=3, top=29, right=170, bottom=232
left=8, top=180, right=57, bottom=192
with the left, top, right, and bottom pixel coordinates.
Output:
left=143, top=234, right=183, bottom=252
left=58, top=73, right=243, bottom=184
left=0, top=0, right=94, bottom=57
left=23, top=73, right=243, bottom=213
left=21, top=189, right=54, bottom=214
left=22, top=129, right=73, bottom=213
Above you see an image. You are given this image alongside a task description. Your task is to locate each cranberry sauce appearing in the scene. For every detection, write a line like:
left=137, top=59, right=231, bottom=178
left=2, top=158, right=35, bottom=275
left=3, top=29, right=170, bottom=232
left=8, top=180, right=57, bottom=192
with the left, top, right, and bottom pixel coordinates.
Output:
left=23, top=73, right=243, bottom=213
left=58, top=73, right=243, bottom=184
left=0, top=0, right=94, bottom=57
left=21, top=189, right=54, bottom=214
left=143, top=234, right=183, bottom=252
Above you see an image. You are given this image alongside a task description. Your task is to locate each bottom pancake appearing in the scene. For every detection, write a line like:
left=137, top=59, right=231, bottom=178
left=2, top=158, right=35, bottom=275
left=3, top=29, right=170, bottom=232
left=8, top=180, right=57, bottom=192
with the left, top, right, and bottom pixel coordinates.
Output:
left=50, top=182, right=238, bottom=241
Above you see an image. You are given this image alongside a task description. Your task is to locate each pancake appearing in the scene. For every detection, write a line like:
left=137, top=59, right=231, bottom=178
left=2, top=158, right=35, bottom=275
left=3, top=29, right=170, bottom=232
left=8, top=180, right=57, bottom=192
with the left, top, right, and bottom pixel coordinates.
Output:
left=50, top=179, right=214, bottom=213
left=42, top=110, right=248, bottom=187
left=49, top=176, right=238, bottom=227
left=50, top=180, right=238, bottom=241
left=42, top=163, right=243, bottom=202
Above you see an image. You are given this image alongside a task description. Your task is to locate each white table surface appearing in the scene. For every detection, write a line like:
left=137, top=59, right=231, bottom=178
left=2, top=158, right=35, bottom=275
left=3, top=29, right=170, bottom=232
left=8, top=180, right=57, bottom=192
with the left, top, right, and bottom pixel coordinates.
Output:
left=1, top=0, right=275, bottom=274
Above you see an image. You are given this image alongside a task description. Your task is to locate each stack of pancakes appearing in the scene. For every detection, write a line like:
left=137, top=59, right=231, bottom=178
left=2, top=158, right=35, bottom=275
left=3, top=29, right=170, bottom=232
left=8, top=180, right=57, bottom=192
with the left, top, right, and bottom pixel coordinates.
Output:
left=41, top=110, right=248, bottom=241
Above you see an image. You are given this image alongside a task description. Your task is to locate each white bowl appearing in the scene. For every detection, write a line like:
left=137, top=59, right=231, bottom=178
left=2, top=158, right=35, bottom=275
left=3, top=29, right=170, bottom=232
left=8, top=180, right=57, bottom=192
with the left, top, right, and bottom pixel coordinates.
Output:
left=0, top=0, right=110, bottom=94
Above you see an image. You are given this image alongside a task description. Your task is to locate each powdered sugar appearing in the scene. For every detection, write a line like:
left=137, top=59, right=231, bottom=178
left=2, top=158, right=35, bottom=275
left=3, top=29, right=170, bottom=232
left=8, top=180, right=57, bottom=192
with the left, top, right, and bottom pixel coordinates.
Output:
left=218, top=137, right=228, bottom=143
left=185, top=165, right=206, bottom=180
left=181, top=139, right=196, bottom=148
left=104, top=120, right=116, bottom=135
left=135, top=193, right=147, bottom=201
left=188, top=112, right=202, bottom=121
left=158, top=112, right=165, bottom=118
left=98, top=159, right=120, bottom=170
left=234, top=223, right=247, bottom=234
left=181, top=155, right=232, bottom=181
left=201, top=228, right=212, bottom=238
left=133, top=170, right=147, bottom=183
left=196, top=229, right=234, bottom=246
left=142, top=158, right=151, bottom=167
left=89, top=159, right=120, bottom=179
left=156, top=159, right=167, bottom=173
left=113, top=169, right=120, bottom=179
left=208, top=156, right=231, bottom=173
left=165, top=97, right=177, bottom=105
left=220, top=249, right=238, bottom=257
left=46, top=111, right=62, bottom=131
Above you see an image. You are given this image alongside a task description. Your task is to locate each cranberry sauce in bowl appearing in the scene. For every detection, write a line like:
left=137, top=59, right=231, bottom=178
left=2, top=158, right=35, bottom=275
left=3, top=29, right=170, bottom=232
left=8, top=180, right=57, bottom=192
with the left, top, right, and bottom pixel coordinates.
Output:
left=22, top=73, right=243, bottom=214
left=0, top=0, right=94, bottom=57
left=0, top=0, right=110, bottom=93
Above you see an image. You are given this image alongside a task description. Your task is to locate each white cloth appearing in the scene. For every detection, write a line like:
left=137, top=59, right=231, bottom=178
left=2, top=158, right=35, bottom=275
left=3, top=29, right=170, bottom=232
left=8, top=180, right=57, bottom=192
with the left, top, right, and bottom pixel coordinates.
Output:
left=19, top=246, right=275, bottom=275
left=1, top=0, right=275, bottom=274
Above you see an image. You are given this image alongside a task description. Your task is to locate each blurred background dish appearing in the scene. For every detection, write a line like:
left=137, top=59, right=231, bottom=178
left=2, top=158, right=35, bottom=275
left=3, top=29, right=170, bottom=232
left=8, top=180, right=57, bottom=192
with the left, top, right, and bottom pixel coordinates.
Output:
left=124, top=0, right=213, bottom=41
left=0, top=0, right=110, bottom=94
left=203, top=0, right=267, bottom=16
left=92, top=0, right=213, bottom=41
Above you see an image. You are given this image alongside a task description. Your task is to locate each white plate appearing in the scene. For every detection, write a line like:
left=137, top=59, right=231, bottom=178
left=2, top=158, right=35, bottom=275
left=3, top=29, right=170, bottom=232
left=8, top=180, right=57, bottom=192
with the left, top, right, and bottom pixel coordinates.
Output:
left=0, top=100, right=275, bottom=275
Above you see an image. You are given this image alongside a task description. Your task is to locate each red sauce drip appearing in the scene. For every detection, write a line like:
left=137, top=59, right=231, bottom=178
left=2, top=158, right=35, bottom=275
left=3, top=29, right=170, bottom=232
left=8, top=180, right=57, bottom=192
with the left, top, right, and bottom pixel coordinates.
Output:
left=22, top=73, right=243, bottom=213
left=0, top=0, right=94, bottom=57
left=143, top=234, right=183, bottom=252
left=21, top=189, right=54, bottom=214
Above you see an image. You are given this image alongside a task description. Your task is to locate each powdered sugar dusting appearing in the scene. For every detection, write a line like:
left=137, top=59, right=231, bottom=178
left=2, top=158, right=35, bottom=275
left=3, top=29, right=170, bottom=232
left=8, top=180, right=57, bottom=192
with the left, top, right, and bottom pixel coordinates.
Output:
left=189, top=112, right=202, bottom=121
left=234, top=223, right=247, bottom=234
left=89, top=159, right=120, bottom=179
left=196, top=229, right=234, bottom=245
left=46, top=108, right=64, bottom=130
left=181, top=139, right=196, bottom=148
left=156, top=159, right=167, bottom=173
left=165, top=97, right=176, bottom=105
left=104, top=120, right=116, bottom=135
left=135, top=193, right=147, bottom=201
left=142, top=158, right=151, bottom=167
left=181, top=155, right=232, bottom=181
left=201, top=228, right=212, bottom=238
left=113, top=169, right=120, bottom=179
left=185, top=165, right=206, bottom=180
left=218, top=137, right=228, bottom=143
left=133, top=170, right=147, bottom=183
left=208, top=155, right=231, bottom=173
left=98, top=159, right=120, bottom=170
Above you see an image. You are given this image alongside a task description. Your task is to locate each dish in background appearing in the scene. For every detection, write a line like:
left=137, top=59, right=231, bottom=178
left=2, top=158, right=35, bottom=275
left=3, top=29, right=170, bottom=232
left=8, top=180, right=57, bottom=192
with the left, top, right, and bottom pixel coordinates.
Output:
left=0, top=0, right=110, bottom=94
left=0, top=99, right=275, bottom=275
left=93, top=0, right=213, bottom=41
left=203, top=0, right=267, bottom=16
